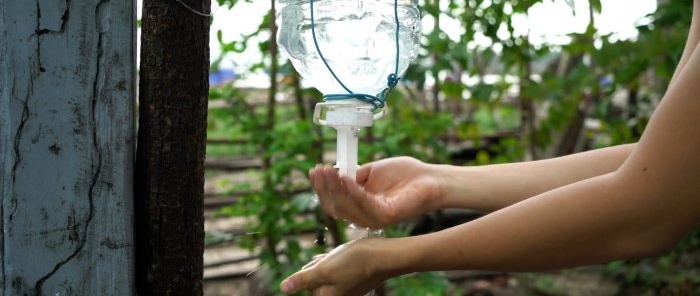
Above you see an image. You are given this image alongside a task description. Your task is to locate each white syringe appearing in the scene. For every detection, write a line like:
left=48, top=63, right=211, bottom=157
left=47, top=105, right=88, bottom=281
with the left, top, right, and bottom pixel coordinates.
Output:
left=314, top=100, right=386, bottom=244
left=313, top=100, right=382, bottom=181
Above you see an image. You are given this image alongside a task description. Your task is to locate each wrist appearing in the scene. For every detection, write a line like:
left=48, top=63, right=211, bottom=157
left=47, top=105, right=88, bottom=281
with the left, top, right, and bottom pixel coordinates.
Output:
left=429, top=163, right=480, bottom=210
left=370, top=237, right=422, bottom=278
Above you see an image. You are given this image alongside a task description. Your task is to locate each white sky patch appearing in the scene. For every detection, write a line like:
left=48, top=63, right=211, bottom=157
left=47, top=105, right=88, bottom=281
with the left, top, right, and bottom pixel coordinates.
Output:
left=427, top=0, right=657, bottom=47
left=209, top=1, right=272, bottom=70
left=516, top=0, right=656, bottom=44
left=137, top=0, right=657, bottom=69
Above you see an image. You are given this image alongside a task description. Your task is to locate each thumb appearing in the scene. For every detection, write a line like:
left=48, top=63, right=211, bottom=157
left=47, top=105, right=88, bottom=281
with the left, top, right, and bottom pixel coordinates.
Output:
left=340, top=175, right=373, bottom=208
left=340, top=174, right=364, bottom=195
left=281, top=268, right=324, bottom=294
left=356, top=162, right=373, bottom=185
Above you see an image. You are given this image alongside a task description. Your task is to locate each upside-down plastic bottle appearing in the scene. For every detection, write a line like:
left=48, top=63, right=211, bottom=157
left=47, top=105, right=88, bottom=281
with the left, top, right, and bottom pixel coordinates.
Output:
left=276, top=0, right=420, bottom=181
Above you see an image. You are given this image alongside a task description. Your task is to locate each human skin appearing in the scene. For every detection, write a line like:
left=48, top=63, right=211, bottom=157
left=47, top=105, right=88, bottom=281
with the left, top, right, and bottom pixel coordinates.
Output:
left=281, top=2, right=700, bottom=295
left=309, top=144, right=635, bottom=230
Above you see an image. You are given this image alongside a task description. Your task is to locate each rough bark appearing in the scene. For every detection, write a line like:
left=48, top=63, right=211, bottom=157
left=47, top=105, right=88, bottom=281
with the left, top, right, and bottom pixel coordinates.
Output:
left=0, top=0, right=136, bottom=295
left=134, top=0, right=210, bottom=295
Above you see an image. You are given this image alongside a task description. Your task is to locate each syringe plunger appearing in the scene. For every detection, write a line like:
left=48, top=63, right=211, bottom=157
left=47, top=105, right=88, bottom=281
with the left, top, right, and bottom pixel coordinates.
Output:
left=334, top=126, right=360, bottom=180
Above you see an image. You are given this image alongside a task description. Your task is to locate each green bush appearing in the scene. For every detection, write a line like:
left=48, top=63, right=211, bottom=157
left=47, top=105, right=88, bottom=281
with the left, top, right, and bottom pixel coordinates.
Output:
left=208, top=0, right=697, bottom=294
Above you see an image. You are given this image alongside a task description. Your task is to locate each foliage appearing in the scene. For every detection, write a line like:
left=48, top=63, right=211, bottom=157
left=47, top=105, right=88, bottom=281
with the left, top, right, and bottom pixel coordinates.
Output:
left=605, top=230, right=700, bottom=295
left=208, top=0, right=697, bottom=294
left=386, top=272, right=455, bottom=296
left=595, top=2, right=700, bottom=292
left=363, top=90, right=454, bottom=163
left=212, top=87, right=324, bottom=294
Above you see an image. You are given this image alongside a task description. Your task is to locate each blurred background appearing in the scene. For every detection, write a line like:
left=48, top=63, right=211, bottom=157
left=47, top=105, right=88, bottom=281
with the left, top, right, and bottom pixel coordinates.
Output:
left=140, top=0, right=700, bottom=295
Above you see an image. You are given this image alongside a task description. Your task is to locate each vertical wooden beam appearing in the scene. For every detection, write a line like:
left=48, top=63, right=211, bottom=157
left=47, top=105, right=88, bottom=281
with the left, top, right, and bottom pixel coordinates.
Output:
left=134, top=0, right=209, bottom=294
left=0, top=0, right=136, bottom=295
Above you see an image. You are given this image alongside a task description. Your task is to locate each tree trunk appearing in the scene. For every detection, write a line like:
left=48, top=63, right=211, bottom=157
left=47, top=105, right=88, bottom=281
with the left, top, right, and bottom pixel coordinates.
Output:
left=291, top=68, right=307, bottom=121
left=134, top=0, right=210, bottom=295
left=555, top=4, right=598, bottom=157
left=556, top=94, right=595, bottom=156
left=430, top=0, right=441, bottom=113
left=0, top=1, right=135, bottom=295
left=520, top=59, right=538, bottom=160
left=262, top=0, right=279, bottom=189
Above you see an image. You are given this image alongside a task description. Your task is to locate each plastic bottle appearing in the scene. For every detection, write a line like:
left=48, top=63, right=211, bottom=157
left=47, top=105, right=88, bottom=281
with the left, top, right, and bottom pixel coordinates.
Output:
left=276, top=0, right=420, bottom=95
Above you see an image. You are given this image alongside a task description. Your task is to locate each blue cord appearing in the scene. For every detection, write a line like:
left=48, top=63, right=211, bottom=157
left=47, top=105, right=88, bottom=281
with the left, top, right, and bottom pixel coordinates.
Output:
left=310, top=0, right=402, bottom=111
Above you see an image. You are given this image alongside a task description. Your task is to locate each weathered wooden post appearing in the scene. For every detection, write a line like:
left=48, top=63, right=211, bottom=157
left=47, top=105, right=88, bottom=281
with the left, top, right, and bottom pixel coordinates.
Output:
left=0, top=1, right=136, bottom=295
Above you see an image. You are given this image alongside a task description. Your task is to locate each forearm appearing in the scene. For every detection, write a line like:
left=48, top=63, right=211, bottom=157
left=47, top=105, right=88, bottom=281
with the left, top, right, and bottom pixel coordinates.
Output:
left=280, top=171, right=666, bottom=295
left=383, top=171, right=679, bottom=275
left=434, top=143, right=635, bottom=211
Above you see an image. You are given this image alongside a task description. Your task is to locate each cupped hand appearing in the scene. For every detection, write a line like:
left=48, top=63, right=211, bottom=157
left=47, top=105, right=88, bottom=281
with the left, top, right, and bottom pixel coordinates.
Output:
left=280, top=239, right=391, bottom=296
left=310, top=156, right=443, bottom=229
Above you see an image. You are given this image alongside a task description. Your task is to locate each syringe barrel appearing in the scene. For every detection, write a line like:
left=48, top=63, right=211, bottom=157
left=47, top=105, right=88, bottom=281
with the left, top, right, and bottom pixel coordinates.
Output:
left=334, top=126, right=359, bottom=180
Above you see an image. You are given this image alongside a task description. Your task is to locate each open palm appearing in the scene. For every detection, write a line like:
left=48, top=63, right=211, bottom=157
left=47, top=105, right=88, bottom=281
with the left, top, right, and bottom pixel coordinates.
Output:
left=310, top=156, right=442, bottom=229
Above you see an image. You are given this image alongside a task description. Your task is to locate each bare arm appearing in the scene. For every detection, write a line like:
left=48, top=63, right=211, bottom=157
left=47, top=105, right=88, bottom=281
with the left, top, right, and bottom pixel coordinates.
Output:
left=307, top=1, right=700, bottom=228
left=281, top=9, right=700, bottom=294
left=437, top=0, right=700, bottom=213
left=391, top=35, right=700, bottom=274
left=313, top=144, right=634, bottom=229
left=433, top=143, right=635, bottom=211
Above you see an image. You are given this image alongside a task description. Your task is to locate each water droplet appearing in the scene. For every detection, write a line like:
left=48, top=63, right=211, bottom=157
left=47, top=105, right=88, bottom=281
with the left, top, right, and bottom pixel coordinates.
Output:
left=310, top=194, right=320, bottom=207
left=368, top=229, right=384, bottom=237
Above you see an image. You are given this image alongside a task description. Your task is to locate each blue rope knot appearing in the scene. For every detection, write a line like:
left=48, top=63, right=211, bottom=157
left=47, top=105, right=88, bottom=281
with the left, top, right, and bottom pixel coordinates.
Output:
left=310, top=0, right=402, bottom=112
left=387, top=73, right=400, bottom=88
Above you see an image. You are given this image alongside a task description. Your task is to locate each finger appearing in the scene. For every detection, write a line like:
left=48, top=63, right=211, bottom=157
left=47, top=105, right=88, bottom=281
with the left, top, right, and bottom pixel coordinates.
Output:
left=309, top=167, right=319, bottom=203
left=313, top=165, right=335, bottom=217
left=281, top=268, right=325, bottom=295
left=339, top=174, right=385, bottom=229
left=309, top=167, right=316, bottom=183
left=302, top=261, right=316, bottom=270
left=302, top=254, right=327, bottom=270
left=340, top=175, right=370, bottom=205
left=302, top=257, right=322, bottom=270
left=324, top=168, right=372, bottom=227
left=323, top=166, right=344, bottom=199
left=322, top=166, right=344, bottom=209
left=314, top=285, right=341, bottom=296
left=311, top=164, right=326, bottom=185
left=355, top=162, right=373, bottom=186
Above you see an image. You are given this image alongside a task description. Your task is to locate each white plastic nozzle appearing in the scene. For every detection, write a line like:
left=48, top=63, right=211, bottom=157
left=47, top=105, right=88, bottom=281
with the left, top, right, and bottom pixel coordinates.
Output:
left=313, top=100, right=376, bottom=180
left=334, top=126, right=359, bottom=180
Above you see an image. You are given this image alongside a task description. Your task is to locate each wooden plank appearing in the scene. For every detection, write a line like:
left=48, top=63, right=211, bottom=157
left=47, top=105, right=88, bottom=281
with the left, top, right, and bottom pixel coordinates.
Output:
left=204, top=188, right=310, bottom=209
left=202, top=233, right=318, bottom=281
left=205, top=157, right=263, bottom=171
left=0, top=1, right=135, bottom=295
